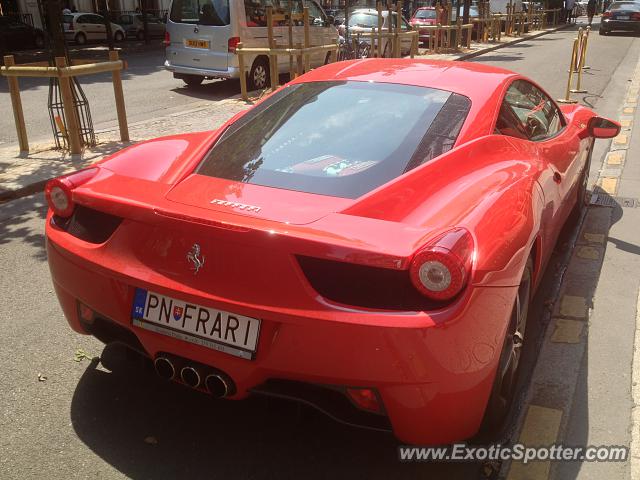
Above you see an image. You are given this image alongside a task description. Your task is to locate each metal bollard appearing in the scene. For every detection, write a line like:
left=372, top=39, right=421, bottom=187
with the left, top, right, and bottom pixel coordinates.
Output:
left=557, top=38, right=579, bottom=104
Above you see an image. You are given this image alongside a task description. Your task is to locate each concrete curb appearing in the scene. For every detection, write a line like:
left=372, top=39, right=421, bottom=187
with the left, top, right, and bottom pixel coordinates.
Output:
left=500, top=45, right=640, bottom=480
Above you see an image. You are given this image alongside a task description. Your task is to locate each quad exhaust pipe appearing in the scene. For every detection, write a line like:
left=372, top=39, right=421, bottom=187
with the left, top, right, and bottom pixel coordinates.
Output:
left=154, top=357, right=175, bottom=380
left=153, top=354, right=233, bottom=398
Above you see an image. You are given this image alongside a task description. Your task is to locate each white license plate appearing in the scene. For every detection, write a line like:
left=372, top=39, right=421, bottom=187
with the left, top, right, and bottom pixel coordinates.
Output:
left=185, top=39, right=210, bottom=48
left=617, top=15, right=630, bottom=20
left=131, top=289, right=261, bottom=360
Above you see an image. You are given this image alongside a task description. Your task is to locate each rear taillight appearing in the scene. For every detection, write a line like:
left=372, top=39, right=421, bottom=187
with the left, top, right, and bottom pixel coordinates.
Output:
left=45, top=167, right=98, bottom=218
left=68, top=23, right=74, bottom=31
left=409, top=228, right=474, bottom=301
left=346, top=388, right=382, bottom=413
left=228, top=36, right=240, bottom=53
left=632, top=12, right=640, bottom=19
left=163, top=31, right=170, bottom=46
left=603, top=11, right=612, bottom=17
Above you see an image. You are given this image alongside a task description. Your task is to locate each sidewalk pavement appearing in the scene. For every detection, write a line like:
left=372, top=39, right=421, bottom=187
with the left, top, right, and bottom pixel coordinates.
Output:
left=504, top=38, right=640, bottom=480
left=0, top=23, right=568, bottom=202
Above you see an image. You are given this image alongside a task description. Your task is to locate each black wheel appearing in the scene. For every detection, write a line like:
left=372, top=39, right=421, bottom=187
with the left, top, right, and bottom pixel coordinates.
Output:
left=573, top=143, right=592, bottom=215
left=75, top=32, right=87, bottom=45
left=114, top=31, right=124, bottom=42
left=358, top=41, right=371, bottom=58
left=480, top=258, right=533, bottom=437
left=34, top=33, right=45, bottom=49
left=599, top=28, right=608, bottom=35
left=183, top=75, right=204, bottom=87
left=248, top=56, right=270, bottom=90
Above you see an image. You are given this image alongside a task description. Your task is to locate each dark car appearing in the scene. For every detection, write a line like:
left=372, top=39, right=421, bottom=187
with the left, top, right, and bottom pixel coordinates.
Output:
left=600, top=1, right=640, bottom=34
left=116, top=13, right=166, bottom=40
left=0, top=16, right=45, bottom=52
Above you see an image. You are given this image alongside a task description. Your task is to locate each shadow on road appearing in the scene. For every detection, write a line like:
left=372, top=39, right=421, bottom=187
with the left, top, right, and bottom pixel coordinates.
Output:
left=70, top=356, right=482, bottom=479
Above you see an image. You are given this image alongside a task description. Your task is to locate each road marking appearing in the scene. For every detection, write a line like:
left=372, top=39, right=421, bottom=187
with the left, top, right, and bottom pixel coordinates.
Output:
left=623, top=107, right=636, bottom=115
left=551, top=318, right=585, bottom=343
left=559, top=295, right=588, bottom=319
left=600, top=177, right=618, bottom=195
left=583, top=232, right=605, bottom=244
left=613, top=133, right=629, bottom=147
left=576, top=245, right=601, bottom=260
left=631, top=288, right=640, bottom=480
left=507, top=405, right=563, bottom=480
left=606, top=152, right=624, bottom=165
left=620, top=119, right=633, bottom=129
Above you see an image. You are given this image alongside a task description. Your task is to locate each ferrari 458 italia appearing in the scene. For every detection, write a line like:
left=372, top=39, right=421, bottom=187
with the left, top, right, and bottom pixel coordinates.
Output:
left=45, top=59, right=620, bottom=445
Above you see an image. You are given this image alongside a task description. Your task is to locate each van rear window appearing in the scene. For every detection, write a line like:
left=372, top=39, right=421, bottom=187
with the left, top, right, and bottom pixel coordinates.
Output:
left=196, top=81, right=471, bottom=199
left=170, top=0, right=230, bottom=25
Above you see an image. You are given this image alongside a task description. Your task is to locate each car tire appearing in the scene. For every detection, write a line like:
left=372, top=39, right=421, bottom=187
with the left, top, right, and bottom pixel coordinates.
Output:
left=75, top=32, right=87, bottom=45
left=34, top=33, right=45, bottom=49
left=183, top=75, right=204, bottom=87
left=114, top=31, right=124, bottom=42
left=248, top=56, right=270, bottom=90
left=599, top=28, right=608, bottom=35
left=479, top=257, right=533, bottom=440
left=572, top=142, right=592, bottom=215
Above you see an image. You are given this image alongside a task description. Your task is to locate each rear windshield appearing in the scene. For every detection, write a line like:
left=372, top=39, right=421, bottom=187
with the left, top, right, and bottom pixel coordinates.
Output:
left=170, top=0, right=230, bottom=25
left=415, top=9, right=436, bottom=19
left=63, top=14, right=74, bottom=24
left=349, top=12, right=378, bottom=28
left=196, top=81, right=470, bottom=199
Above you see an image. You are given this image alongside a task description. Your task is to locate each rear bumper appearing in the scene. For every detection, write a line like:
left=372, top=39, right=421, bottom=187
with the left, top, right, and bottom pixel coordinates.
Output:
left=164, top=59, right=240, bottom=79
left=46, top=216, right=516, bottom=445
left=601, top=19, right=640, bottom=31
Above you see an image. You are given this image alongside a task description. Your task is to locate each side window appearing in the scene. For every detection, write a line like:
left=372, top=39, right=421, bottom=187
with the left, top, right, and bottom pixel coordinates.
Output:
left=304, top=0, right=326, bottom=25
left=500, top=80, right=565, bottom=141
left=90, top=15, right=105, bottom=24
left=76, top=15, right=88, bottom=24
left=244, top=0, right=290, bottom=27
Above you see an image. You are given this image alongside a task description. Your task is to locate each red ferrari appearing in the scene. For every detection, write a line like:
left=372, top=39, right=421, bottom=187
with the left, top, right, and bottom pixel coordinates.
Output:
left=46, top=59, right=619, bottom=445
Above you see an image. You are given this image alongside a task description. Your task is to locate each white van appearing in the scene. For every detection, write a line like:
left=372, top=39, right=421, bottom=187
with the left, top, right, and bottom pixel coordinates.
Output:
left=164, top=0, right=339, bottom=89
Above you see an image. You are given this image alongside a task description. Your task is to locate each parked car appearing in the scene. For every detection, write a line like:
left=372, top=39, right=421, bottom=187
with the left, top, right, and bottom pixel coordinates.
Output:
left=117, top=13, right=166, bottom=40
left=164, top=0, right=338, bottom=89
left=0, top=16, right=45, bottom=51
left=62, top=12, right=126, bottom=45
left=600, top=1, right=640, bottom=34
left=44, top=59, right=620, bottom=445
left=410, top=6, right=480, bottom=45
left=338, top=9, right=413, bottom=56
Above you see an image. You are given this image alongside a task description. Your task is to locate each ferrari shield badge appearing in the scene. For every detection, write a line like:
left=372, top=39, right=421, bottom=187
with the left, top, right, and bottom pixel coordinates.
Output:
left=186, top=243, right=205, bottom=275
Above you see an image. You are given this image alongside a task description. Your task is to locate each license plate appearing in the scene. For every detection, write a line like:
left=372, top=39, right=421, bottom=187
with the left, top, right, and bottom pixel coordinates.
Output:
left=185, top=39, right=209, bottom=49
left=131, top=289, right=261, bottom=360
left=617, top=15, right=630, bottom=20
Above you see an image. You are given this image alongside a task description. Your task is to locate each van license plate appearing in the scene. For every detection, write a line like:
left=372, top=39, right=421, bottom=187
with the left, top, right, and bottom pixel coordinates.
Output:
left=185, top=39, right=210, bottom=49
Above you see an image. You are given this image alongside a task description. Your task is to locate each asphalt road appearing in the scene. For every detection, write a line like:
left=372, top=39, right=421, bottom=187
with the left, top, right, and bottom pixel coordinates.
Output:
left=0, top=47, right=239, bottom=148
left=1, top=20, right=639, bottom=480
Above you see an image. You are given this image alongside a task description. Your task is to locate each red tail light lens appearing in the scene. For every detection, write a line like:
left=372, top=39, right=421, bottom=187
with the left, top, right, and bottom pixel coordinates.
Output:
left=346, top=388, right=382, bottom=413
left=602, top=11, right=612, bottom=18
left=163, top=31, right=170, bottom=46
left=632, top=12, right=640, bottom=20
left=409, top=228, right=474, bottom=301
left=45, top=167, right=98, bottom=218
left=228, top=36, right=240, bottom=53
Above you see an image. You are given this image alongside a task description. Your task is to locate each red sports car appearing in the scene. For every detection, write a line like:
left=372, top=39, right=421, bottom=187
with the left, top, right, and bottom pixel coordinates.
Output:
left=45, top=59, right=619, bottom=445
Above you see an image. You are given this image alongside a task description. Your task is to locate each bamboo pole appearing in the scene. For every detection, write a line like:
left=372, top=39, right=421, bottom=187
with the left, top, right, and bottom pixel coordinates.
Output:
left=377, top=2, right=383, bottom=57
left=238, top=43, right=248, bottom=101
left=303, top=8, right=310, bottom=72
left=288, top=4, right=294, bottom=79
left=108, top=50, right=129, bottom=142
left=394, top=0, right=402, bottom=58
left=557, top=38, right=579, bottom=104
left=55, top=57, right=82, bottom=155
left=267, top=6, right=278, bottom=89
left=3, top=55, right=28, bottom=154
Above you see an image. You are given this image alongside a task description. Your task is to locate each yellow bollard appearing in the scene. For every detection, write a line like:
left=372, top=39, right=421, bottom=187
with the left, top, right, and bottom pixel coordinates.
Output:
left=570, top=30, right=589, bottom=94
left=557, top=38, right=579, bottom=104
left=3, top=55, right=29, bottom=154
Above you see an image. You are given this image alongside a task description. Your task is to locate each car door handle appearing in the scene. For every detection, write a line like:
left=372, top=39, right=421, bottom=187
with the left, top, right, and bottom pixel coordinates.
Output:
left=553, top=172, right=562, bottom=184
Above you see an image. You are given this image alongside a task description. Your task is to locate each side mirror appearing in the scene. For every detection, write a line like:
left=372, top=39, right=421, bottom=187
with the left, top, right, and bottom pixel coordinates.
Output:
left=588, top=116, right=621, bottom=139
